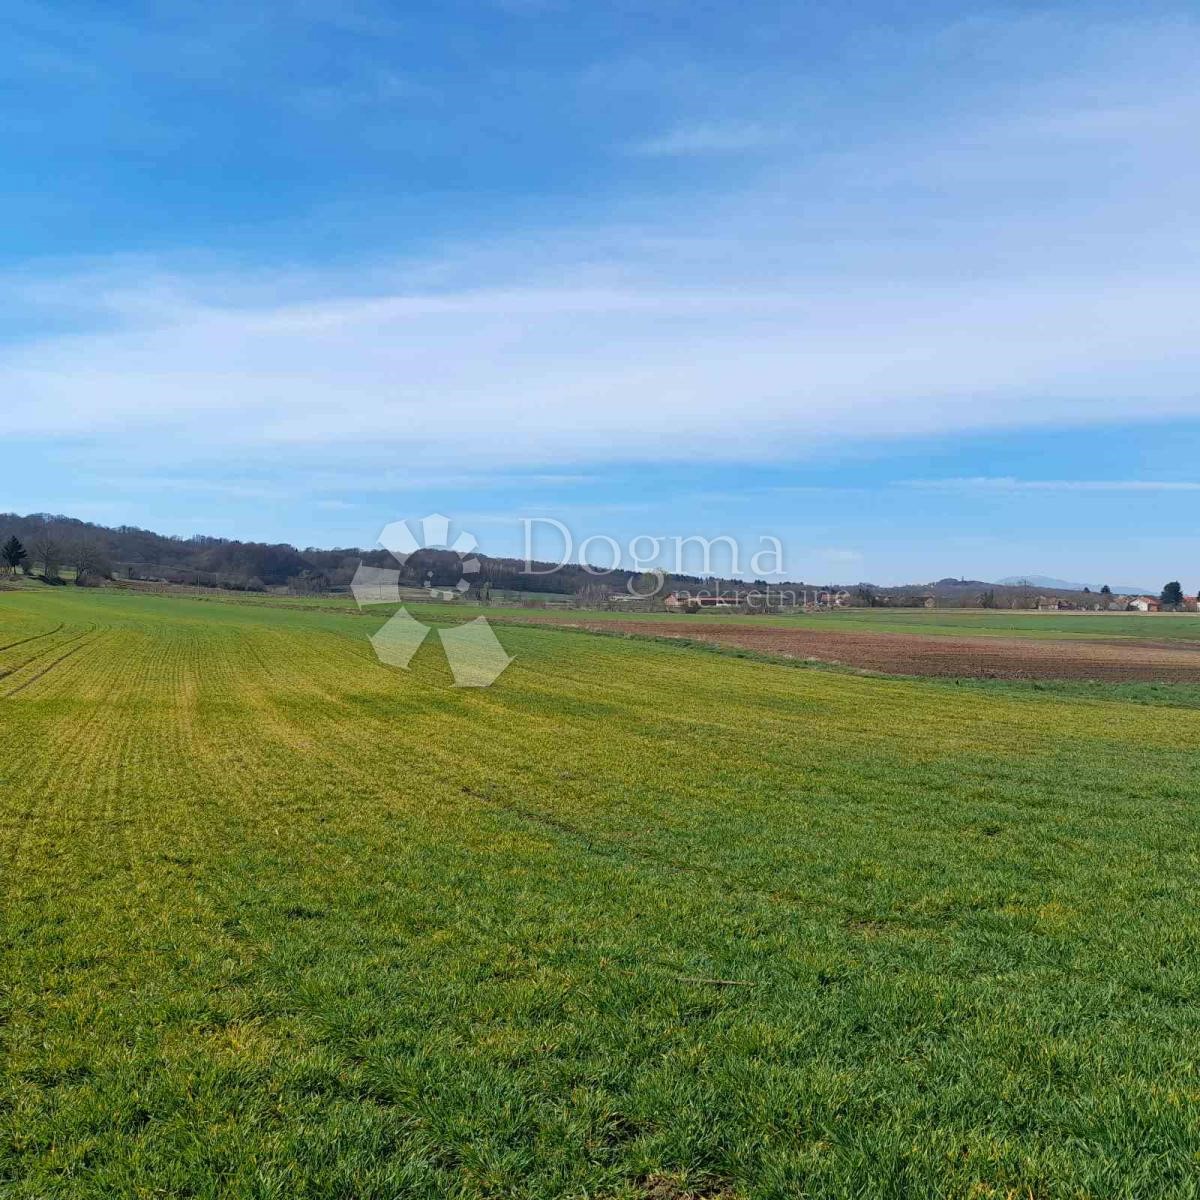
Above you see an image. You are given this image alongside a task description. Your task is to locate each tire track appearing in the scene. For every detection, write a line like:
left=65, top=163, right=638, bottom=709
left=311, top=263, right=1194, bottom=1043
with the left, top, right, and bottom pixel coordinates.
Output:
left=0, top=623, right=64, bottom=653
left=0, top=627, right=94, bottom=680
left=1, top=634, right=101, bottom=698
left=0, top=642, right=121, bottom=878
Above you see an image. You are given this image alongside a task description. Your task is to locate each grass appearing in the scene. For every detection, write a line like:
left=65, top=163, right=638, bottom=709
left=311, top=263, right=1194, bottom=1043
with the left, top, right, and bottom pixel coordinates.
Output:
left=90, top=578, right=1200, bottom=643
left=3, top=588, right=1200, bottom=1197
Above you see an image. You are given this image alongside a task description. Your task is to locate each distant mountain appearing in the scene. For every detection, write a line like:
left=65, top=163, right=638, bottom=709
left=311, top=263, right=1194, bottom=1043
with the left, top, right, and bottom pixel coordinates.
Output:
left=994, top=575, right=1153, bottom=595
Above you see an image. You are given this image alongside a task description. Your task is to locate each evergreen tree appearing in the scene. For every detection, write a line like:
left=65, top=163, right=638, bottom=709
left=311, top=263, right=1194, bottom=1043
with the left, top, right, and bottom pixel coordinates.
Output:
left=1161, top=581, right=1184, bottom=608
left=1, top=535, right=27, bottom=575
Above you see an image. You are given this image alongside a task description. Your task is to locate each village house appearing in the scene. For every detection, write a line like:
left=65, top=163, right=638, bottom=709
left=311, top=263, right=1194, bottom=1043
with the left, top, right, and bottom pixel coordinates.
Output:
left=663, top=592, right=747, bottom=613
left=1130, top=596, right=1161, bottom=613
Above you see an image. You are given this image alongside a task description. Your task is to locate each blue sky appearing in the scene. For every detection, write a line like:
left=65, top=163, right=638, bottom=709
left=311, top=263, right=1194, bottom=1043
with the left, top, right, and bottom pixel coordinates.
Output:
left=4, top=0, right=1199, bottom=586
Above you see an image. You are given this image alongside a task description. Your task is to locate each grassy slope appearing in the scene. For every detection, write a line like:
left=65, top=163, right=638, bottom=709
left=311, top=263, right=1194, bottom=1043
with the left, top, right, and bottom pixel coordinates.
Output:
left=2, top=589, right=1200, bottom=1198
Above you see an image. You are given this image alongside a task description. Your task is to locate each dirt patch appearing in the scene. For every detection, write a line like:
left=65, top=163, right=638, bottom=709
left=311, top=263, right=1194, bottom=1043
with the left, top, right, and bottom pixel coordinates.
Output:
left=638, top=1175, right=735, bottom=1200
left=513, top=618, right=1200, bottom=682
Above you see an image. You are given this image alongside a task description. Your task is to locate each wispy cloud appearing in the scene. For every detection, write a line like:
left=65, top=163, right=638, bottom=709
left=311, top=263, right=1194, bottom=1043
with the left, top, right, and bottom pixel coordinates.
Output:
left=71, top=468, right=601, bottom=501
left=6, top=260, right=1199, bottom=471
left=628, top=122, right=785, bottom=156
left=907, top=478, right=1200, bottom=493
left=1024, top=97, right=1200, bottom=140
left=290, top=69, right=430, bottom=117
left=5, top=10, right=1200, bottom=482
left=489, top=0, right=563, bottom=13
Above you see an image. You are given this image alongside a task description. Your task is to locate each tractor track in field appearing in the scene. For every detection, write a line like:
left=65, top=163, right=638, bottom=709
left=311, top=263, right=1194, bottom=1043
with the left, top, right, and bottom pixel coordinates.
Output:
left=459, top=785, right=856, bottom=915
left=0, top=623, right=64, bottom=653
left=1, top=632, right=102, bottom=698
left=508, top=617, right=1200, bottom=683
left=0, top=627, right=96, bottom=681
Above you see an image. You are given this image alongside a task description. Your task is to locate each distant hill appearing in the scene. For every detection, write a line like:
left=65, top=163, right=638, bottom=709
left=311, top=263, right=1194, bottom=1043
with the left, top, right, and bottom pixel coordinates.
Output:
left=0, top=511, right=691, bottom=596
left=0, top=511, right=1162, bottom=603
left=995, top=575, right=1153, bottom=595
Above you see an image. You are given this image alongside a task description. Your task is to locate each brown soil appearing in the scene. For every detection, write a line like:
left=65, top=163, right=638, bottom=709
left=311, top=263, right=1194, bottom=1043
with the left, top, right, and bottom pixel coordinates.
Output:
left=514, top=618, right=1200, bottom=682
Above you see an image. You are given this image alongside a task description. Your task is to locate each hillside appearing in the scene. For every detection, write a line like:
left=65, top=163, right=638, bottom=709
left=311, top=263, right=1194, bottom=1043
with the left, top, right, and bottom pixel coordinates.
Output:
left=0, top=512, right=632, bottom=595
left=0, top=512, right=1154, bottom=606
left=995, top=574, right=1153, bottom=595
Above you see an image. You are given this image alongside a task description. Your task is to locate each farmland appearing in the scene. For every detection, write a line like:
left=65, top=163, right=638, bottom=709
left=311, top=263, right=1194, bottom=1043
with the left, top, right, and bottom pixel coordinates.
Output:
left=3, top=588, right=1200, bottom=1198
left=509, top=615, right=1200, bottom=683
left=499, top=604, right=1200, bottom=644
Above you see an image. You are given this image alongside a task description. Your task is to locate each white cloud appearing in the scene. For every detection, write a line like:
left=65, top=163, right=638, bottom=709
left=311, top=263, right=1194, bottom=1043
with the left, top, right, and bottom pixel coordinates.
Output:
left=908, top=478, right=1200, bottom=493
left=628, top=122, right=786, bottom=156
left=6, top=14, right=1200, bottom=478
left=6, top=262, right=1199, bottom=472
left=1024, top=98, right=1200, bottom=141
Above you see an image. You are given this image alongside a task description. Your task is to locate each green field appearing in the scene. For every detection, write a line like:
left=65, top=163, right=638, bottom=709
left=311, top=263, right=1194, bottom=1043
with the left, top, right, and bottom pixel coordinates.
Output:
left=40, top=577, right=1200, bottom=643
left=181, top=588, right=1200, bottom=644
left=3, top=589, right=1200, bottom=1197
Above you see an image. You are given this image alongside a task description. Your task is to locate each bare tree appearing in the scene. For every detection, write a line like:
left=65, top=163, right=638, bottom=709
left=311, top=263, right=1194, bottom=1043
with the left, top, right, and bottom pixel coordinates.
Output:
left=574, top=582, right=610, bottom=609
left=287, top=569, right=329, bottom=596
left=28, top=534, right=63, bottom=581
left=70, top=539, right=111, bottom=585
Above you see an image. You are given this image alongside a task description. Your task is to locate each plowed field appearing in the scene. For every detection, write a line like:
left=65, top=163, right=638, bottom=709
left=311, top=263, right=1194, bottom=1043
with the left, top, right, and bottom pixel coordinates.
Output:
left=515, top=617, right=1200, bottom=681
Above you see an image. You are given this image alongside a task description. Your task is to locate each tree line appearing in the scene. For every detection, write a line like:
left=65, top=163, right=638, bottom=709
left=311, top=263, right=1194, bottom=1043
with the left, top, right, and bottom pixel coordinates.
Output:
left=3, top=513, right=1196, bottom=608
left=0, top=513, right=327, bottom=589
left=0, top=513, right=717, bottom=596
left=2, top=531, right=111, bottom=585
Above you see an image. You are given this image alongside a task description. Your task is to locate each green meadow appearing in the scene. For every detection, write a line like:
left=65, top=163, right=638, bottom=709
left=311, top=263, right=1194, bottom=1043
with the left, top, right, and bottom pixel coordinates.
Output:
left=163, top=585, right=1200, bottom=645
left=3, top=588, right=1200, bottom=1198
